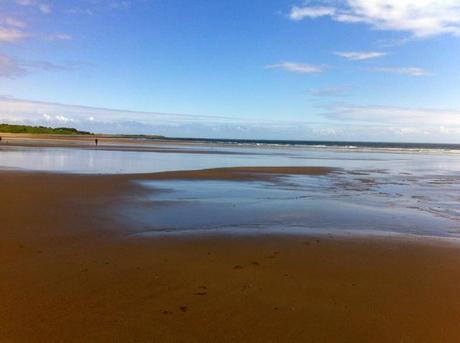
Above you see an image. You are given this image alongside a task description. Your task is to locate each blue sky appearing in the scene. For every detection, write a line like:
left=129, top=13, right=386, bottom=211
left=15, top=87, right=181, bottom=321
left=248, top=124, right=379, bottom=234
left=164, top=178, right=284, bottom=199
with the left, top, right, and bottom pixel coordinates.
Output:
left=1, top=0, right=460, bottom=142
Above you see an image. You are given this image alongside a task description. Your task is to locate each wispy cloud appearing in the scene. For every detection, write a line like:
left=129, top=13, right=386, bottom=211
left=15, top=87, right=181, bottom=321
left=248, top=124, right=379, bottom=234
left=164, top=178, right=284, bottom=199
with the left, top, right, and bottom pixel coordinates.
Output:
left=0, top=96, right=234, bottom=124
left=368, top=67, right=433, bottom=76
left=44, top=33, right=73, bottom=41
left=290, top=6, right=336, bottom=20
left=2, top=96, right=460, bottom=142
left=0, top=27, right=30, bottom=42
left=289, top=1, right=460, bottom=38
left=0, top=7, right=71, bottom=43
left=0, top=28, right=72, bottom=43
left=25, top=60, right=89, bottom=72
left=0, top=55, right=27, bottom=78
left=323, top=103, right=460, bottom=125
left=307, top=86, right=351, bottom=97
left=1, top=17, right=26, bottom=28
left=265, top=62, right=324, bottom=74
left=0, top=54, right=90, bottom=78
left=334, top=51, right=388, bottom=61
left=42, top=113, right=75, bottom=123
left=0, top=96, right=283, bottom=138
left=0, top=15, right=30, bottom=42
left=66, top=0, right=151, bottom=16
left=16, top=0, right=52, bottom=14
left=108, top=0, right=142, bottom=10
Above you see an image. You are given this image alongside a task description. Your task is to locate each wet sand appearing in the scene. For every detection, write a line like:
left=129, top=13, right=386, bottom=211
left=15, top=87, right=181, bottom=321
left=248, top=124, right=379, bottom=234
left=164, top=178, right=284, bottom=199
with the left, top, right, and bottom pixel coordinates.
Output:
left=0, top=133, right=257, bottom=154
left=2, top=169, right=460, bottom=342
left=0, top=133, right=246, bottom=155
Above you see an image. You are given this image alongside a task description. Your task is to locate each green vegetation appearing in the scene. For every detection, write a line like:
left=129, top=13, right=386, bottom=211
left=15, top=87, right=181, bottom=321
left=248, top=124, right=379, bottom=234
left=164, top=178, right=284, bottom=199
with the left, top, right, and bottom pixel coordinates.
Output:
left=0, top=124, right=92, bottom=135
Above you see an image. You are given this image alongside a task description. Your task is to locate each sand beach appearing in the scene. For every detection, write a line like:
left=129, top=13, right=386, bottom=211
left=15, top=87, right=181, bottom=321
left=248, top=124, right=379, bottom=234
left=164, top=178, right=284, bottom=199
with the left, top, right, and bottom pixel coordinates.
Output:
left=2, top=138, right=460, bottom=342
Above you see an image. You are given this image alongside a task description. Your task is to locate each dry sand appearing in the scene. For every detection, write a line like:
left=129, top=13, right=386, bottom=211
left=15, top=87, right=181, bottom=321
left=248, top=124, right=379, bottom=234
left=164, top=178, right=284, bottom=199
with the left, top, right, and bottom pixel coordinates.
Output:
left=2, top=168, right=460, bottom=342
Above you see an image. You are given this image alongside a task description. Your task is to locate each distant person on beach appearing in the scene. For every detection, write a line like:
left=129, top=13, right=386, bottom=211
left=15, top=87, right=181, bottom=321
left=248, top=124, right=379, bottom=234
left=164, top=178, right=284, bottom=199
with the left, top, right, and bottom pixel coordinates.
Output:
left=95, top=138, right=98, bottom=146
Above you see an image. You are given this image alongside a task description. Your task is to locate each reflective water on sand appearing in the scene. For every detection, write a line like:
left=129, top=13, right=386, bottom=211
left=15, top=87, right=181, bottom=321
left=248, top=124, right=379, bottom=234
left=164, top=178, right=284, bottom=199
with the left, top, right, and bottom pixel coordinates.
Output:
left=127, top=168, right=460, bottom=239
left=1, top=143, right=459, bottom=174
left=1, top=143, right=460, bottom=239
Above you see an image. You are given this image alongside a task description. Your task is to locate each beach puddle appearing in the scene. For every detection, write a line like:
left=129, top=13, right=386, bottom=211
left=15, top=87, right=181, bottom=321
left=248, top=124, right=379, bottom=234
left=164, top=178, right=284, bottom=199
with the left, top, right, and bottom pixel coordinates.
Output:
left=124, top=171, right=460, bottom=238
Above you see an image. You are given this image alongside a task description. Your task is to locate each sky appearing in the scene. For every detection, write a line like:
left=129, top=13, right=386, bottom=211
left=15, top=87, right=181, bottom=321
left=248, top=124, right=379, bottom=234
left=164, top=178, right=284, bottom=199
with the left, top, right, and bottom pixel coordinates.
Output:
left=1, top=0, right=460, bottom=142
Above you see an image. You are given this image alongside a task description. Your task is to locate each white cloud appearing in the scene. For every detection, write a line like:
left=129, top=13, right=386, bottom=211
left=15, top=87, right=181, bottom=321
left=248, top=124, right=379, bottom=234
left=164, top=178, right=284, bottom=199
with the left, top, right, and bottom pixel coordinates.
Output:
left=323, top=103, right=460, bottom=126
left=41, top=113, right=76, bottom=124
left=16, top=0, right=52, bottom=14
left=290, top=6, right=336, bottom=20
left=307, top=86, right=351, bottom=97
left=369, top=67, right=433, bottom=76
left=311, top=127, right=340, bottom=136
left=439, top=126, right=460, bottom=135
left=66, top=0, right=151, bottom=15
left=65, top=8, right=95, bottom=15
left=335, top=51, right=388, bottom=61
left=45, top=33, right=73, bottom=41
left=55, top=115, right=73, bottom=122
left=289, top=1, right=460, bottom=38
left=38, top=3, right=51, bottom=14
left=265, top=62, right=324, bottom=74
left=0, top=96, right=298, bottom=138
left=0, top=96, right=235, bottom=124
left=0, top=28, right=71, bottom=44
left=0, top=54, right=89, bottom=78
left=3, top=96, right=460, bottom=142
left=1, top=17, right=26, bottom=28
left=0, top=13, right=70, bottom=43
left=0, top=27, right=30, bottom=42
left=109, top=1, right=138, bottom=9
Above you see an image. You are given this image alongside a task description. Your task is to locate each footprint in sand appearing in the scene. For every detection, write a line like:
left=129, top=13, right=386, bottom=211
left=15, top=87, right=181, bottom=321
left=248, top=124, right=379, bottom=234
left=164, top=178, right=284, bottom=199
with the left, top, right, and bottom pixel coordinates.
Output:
left=179, top=306, right=188, bottom=313
left=194, top=285, right=208, bottom=296
left=267, top=251, right=280, bottom=259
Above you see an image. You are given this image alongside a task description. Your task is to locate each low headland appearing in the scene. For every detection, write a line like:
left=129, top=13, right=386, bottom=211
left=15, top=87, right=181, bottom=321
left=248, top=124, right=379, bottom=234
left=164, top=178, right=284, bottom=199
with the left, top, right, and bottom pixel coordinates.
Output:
left=0, top=123, right=93, bottom=135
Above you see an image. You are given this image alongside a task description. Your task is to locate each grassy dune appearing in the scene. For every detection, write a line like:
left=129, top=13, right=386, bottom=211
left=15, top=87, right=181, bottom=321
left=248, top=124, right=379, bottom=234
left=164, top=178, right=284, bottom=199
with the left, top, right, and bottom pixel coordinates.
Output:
left=0, top=124, right=92, bottom=135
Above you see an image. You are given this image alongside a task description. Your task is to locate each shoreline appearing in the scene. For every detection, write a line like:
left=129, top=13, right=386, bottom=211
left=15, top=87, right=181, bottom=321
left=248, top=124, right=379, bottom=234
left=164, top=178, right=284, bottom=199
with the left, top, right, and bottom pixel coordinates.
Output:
left=3, top=133, right=460, bottom=155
